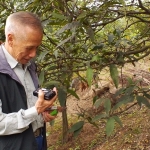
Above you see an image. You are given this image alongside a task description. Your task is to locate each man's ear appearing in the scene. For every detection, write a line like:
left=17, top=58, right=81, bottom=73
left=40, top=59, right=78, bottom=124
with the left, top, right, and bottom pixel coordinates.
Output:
left=7, top=34, right=14, bottom=47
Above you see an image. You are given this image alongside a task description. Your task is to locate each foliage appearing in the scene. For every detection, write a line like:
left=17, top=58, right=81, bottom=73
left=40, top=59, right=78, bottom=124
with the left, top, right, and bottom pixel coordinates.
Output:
left=1, top=0, right=150, bottom=143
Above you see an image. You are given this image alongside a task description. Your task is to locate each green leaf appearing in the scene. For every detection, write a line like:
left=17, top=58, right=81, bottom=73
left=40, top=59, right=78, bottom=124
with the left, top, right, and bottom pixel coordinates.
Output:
left=92, top=96, right=99, bottom=105
left=77, top=11, right=87, bottom=20
left=116, top=51, right=124, bottom=63
left=87, top=117, right=99, bottom=128
left=86, top=27, right=95, bottom=42
left=48, top=21, right=67, bottom=26
left=106, top=117, right=115, bottom=137
left=53, top=50, right=58, bottom=59
left=92, top=43, right=104, bottom=50
left=45, top=65, right=57, bottom=71
left=108, top=34, right=114, bottom=44
left=86, top=67, right=93, bottom=86
left=136, top=96, right=150, bottom=108
left=112, top=100, right=124, bottom=111
left=114, top=87, right=125, bottom=97
left=67, top=89, right=80, bottom=100
left=94, top=98, right=105, bottom=109
left=38, top=70, right=45, bottom=86
left=92, top=113, right=107, bottom=122
left=126, top=77, right=134, bottom=85
left=44, top=81, right=60, bottom=88
left=69, top=121, right=84, bottom=133
left=144, top=93, right=150, bottom=99
left=37, top=51, right=49, bottom=61
left=51, top=12, right=66, bottom=20
left=73, top=127, right=83, bottom=138
left=56, top=21, right=79, bottom=35
left=110, top=64, right=119, bottom=88
left=125, top=86, right=135, bottom=95
left=112, top=95, right=134, bottom=111
left=56, top=35, right=75, bottom=48
left=104, top=99, right=111, bottom=115
left=58, top=88, right=67, bottom=106
left=114, top=29, right=121, bottom=37
left=91, top=55, right=101, bottom=62
left=112, top=116, right=122, bottom=127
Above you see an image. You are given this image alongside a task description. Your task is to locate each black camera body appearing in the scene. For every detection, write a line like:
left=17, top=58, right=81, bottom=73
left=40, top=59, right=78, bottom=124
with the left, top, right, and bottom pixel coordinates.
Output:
left=33, top=88, right=56, bottom=100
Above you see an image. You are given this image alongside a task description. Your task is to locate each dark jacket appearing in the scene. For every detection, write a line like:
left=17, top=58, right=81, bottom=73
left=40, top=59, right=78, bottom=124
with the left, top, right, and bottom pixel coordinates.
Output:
left=0, top=45, right=47, bottom=150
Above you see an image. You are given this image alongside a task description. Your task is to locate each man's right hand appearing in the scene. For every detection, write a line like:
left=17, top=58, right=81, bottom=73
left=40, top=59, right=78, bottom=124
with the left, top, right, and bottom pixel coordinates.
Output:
left=35, top=87, right=57, bottom=114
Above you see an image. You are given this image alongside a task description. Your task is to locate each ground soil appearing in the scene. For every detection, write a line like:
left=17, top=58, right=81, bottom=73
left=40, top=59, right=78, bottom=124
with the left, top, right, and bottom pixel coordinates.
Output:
left=46, top=58, right=150, bottom=150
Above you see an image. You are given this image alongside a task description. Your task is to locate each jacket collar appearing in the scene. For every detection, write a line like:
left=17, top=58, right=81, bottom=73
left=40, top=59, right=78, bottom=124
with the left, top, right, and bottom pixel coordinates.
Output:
left=0, top=44, right=21, bottom=83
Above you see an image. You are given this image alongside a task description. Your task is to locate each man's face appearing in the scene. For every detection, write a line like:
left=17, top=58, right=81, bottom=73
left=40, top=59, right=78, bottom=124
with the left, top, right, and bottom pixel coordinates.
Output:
left=9, top=26, right=43, bottom=64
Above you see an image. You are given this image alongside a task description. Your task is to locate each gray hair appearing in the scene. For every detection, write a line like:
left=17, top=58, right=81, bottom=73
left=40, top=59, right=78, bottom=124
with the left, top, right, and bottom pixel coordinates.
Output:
left=5, top=11, right=43, bottom=39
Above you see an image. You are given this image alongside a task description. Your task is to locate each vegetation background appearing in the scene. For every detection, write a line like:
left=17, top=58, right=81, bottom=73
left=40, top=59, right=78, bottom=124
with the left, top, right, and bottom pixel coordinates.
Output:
left=1, top=0, right=150, bottom=149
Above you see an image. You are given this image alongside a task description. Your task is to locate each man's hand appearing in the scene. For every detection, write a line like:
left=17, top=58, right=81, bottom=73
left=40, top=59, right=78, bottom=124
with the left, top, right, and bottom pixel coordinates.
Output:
left=42, top=111, right=57, bottom=122
left=35, top=87, right=57, bottom=114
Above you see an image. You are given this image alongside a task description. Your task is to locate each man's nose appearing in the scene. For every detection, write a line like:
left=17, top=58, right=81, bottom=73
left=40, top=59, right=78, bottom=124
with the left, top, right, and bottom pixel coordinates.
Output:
left=29, top=49, right=36, bottom=58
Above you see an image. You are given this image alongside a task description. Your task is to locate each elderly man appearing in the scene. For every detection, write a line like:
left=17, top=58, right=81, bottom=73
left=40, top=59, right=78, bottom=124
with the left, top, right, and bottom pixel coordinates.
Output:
left=0, top=11, right=57, bottom=150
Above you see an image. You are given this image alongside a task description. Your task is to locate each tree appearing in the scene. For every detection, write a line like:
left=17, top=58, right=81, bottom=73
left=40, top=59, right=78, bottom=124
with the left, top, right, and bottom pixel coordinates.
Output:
left=0, top=0, right=150, bottom=144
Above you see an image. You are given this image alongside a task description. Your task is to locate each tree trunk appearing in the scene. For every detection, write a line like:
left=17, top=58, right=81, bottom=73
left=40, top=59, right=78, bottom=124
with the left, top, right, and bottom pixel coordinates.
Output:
left=62, top=107, right=69, bottom=144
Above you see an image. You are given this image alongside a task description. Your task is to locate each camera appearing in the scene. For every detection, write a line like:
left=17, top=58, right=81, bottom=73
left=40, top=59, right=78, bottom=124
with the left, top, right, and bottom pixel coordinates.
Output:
left=33, top=88, right=56, bottom=100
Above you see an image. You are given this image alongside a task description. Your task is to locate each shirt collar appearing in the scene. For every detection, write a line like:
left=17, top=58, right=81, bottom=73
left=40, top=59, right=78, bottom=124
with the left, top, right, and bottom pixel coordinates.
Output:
left=2, top=44, right=31, bottom=69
